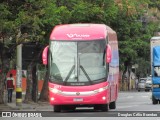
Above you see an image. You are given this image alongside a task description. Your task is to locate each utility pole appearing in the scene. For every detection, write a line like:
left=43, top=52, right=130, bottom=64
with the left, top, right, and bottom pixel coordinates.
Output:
left=16, top=44, right=22, bottom=106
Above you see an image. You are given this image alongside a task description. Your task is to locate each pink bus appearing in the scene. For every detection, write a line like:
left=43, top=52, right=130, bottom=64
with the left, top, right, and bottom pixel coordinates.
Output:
left=42, top=24, right=119, bottom=112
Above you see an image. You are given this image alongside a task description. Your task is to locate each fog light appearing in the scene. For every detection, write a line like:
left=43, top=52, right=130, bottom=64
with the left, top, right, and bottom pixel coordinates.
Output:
left=51, top=97, right=54, bottom=101
left=102, top=96, right=106, bottom=100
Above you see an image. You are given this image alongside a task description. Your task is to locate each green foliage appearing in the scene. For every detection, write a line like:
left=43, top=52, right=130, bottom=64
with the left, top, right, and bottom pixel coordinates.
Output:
left=103, top=0, right=119, bottom=24
left=109, top=0, right=159, bottom=77
left=135, top=58, right=151, bottom=77
left=149, top=0, right=160, bottom=10
left=70, top=1, right=104, bottom=23
left=0, top=4, right=15, bottom=34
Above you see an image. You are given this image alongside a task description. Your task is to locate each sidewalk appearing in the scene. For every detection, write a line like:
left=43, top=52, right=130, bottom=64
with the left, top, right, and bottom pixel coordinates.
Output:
left=1, top=91, right=52, bottom=111
left=5, top=101, right=52, bottom=111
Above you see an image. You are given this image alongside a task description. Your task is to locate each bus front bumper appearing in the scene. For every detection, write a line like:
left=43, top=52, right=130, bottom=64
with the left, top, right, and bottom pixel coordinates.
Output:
left=49, top=90, right=109, bottom=105
left=152, top=89, right=160, bottom=100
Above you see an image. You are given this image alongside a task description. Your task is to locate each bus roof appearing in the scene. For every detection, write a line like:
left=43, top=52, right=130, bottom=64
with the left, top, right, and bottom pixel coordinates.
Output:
left=49, top=24, right=115, bottom=40
left=151, top=36, right=160, bottom=41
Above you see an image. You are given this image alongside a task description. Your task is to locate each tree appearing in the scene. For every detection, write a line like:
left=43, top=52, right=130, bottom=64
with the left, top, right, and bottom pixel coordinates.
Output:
left=149, top=0, right=160, bottom=10
left=39, top=70, right=49, bottom=101
left=0, top=2, right=17, bottom=104
left=111, top=0, right=159, bottom=90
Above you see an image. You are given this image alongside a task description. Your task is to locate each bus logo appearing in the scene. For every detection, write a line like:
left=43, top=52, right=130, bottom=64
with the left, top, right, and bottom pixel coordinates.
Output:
left=76, top=92, right=80, bottom=96
left=67, top=34, right=90, bottom=38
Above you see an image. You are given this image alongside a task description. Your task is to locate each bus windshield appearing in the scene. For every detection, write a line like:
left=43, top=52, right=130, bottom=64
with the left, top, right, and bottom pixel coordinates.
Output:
left=154, top=66, right=160, bottom=77
left=49, top=40, right=107, bottom=85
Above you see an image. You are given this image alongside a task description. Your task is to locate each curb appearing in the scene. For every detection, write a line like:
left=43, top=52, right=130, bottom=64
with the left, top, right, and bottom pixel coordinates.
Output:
left=6, top=103, right=36, bottom=110
left=4, top=102, right=51, bottom=110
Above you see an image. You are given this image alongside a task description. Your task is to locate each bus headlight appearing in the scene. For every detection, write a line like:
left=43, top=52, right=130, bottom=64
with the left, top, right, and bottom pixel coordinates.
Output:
left=94, top=86, right=108, bottom=93
left=102, top=96, right=106, bottom=100
left=52, top=88, right=59, bottom=93
left=49, top=88, right=61, bottom=94
left=50, top=97, right=55, bottom=101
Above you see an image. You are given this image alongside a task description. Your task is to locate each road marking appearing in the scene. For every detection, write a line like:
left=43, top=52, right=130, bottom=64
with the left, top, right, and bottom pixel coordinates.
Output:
left=118, top=96, right=134, bottom=99
left=127, top=96, right=134, bottom=99
left=117, top=105, right=138, bottom=109
left=142, top=96, right=149, bottom=98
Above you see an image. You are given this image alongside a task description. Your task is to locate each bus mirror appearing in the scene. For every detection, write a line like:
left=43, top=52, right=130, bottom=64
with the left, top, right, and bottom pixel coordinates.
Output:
left=42, top=46, right=49, bottom=65
left=106, top=44, right=112, bottom=63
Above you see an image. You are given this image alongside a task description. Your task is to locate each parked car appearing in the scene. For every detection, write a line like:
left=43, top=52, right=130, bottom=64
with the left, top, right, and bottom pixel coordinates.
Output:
left=145, top=76, right=152, bottom=92
left=138, top=78, right=147, bottom=92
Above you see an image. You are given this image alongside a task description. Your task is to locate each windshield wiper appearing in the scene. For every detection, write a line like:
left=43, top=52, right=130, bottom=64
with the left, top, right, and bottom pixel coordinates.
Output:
left=64, top=65, right=75, bottom=85
left=80, top=65, right=92, bottom=84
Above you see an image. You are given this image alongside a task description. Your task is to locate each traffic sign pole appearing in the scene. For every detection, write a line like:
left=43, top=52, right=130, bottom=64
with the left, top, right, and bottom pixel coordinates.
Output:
left=16, top=44, right=22, bottom=106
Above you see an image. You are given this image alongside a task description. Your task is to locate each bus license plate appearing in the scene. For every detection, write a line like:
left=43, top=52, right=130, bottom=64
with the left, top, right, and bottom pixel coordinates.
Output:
left=73, top=98, right=83, bottom=102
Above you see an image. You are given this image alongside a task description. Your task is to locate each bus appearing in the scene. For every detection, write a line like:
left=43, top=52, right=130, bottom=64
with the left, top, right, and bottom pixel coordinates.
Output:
left=42, top=24, right=119, bottom=112
left=150, top=36, right=160, bottom=104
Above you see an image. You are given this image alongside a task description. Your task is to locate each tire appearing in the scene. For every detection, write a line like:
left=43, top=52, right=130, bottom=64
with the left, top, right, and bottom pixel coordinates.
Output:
left=109, top=101, right=116, bottom=109
left=70, top=106, right=76, bottom=111
left=94, top=105, right=101, bottom=111
left=53, top=105, right=61, bottom=112
left=101, top=104, right=109, bottom=112
left=145, top=89, right=149, bottom=92
left=63, top=105, right=76, bottom=112
left=152, top=96, right=158, bottom=105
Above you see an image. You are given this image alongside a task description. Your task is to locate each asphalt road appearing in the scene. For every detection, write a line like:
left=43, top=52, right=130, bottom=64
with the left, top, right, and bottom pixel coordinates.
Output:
left=42, top=91, right=160, bottom=117
left=116, top=91, right=160, bottom=111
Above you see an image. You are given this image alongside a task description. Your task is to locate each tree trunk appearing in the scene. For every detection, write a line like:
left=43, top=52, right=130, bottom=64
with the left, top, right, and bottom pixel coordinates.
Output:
left=127, top=67, right=131, bottom=91
left=0, top=62, right=10, bottom=104
left=24, top=65, right=33, bottom=103
left=0, top=73, right=5, bottom=104
left=0, top=40, right=10, bottom=104
left=0, top=40, right=4, bottom=104
left=122, top=64, right=127, bottom=91
left=23, top=43, right=42, bottom=103
left=39, top=70, right=49, bottom=102
left=32, top=65, right=38, bottom=102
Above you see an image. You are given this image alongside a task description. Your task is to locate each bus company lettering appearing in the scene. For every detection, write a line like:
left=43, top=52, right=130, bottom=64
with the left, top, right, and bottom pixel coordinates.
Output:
left=67, top=34, right=90, bottom=38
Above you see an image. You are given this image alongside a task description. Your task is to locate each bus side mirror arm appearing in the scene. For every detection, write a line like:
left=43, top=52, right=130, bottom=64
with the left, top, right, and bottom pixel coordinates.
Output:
left=42, top=46, right=49, bottom=65
left=106, top=44, right=112, bottom=63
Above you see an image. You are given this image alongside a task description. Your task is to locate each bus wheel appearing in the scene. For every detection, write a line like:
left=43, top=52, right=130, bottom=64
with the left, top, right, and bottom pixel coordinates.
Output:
left=152, top=96, right=158, bottom=104
left=101, top=104, right=109, bottom=112
left=53, top=105, right=61, bottom=112
left=63, top=105, right=76, bottom=112
left=94, top=105, right=101, bottom=111
left=109, top=101, right=116, bottom=109
left=70, top=106, right=76, bottom=111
